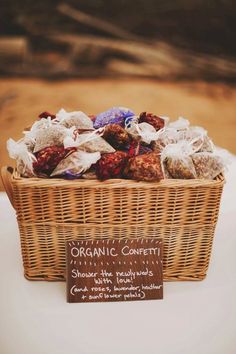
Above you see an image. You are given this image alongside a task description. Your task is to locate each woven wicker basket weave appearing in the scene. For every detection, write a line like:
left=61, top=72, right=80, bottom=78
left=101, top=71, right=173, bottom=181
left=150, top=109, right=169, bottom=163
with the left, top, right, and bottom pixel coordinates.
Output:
left=1, top=166, right=224, bottom=281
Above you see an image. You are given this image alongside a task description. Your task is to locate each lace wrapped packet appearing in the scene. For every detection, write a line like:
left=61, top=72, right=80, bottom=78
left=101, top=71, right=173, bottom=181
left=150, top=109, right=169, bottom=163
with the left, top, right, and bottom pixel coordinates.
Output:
left=161, top=141, right=197, bottom=179
left=33, top=125, right=70, bottom=153
left=151, top=128, right=179, bottom=151
left=167, top=117, right=190, bottom=131
left=191, top=148, right=231, bottom=179
left=7, top=138, right=37, bottom=177
left=56, top=109, right=93, bottom=130
left=51, top=150, right=101, bottom=178
left=18, top=136, right=35, bottom=153
left=64, top=130, right=115, bottom=154
left=126, top=121, right=163, bottom=144
left=178, top=126, right=214, bottom=153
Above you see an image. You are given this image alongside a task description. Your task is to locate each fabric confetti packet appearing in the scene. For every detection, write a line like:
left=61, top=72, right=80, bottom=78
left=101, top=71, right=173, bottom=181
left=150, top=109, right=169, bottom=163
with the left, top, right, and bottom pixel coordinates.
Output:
left=51, top=150, right=101, bottom=177
left=7, top=138, right=37, bottom=177
left=33, top=146, right=76, bottom=176
left=138, top=112, right=167, bottom=131
left=93, top=106, right=135, bottom=129
left=64, top=129, right=115, bottom=154
left=161, top=140, right=197, bottom=179
left=56, top=109, right=93, bottom=129
left=102, top=124, right=130, bottom=149
left=124, top=152, right=164, bottom=182
left=95, top=151, right=128, bottom=180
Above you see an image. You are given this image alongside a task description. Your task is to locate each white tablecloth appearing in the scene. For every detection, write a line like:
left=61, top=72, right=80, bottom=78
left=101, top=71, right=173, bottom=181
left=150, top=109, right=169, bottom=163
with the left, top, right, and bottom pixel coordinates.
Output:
left=0, top=161, right=236, bottom=354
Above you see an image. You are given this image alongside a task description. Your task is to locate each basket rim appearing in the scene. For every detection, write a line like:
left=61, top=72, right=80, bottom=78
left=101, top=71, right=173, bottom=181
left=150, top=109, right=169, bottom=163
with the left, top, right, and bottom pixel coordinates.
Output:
left=11, top=169, right=225, bottom=189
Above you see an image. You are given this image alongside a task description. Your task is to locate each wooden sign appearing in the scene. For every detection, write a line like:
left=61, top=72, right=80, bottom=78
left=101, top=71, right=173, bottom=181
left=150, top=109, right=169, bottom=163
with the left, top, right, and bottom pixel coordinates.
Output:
left=66, top=239, right=163, bottom=303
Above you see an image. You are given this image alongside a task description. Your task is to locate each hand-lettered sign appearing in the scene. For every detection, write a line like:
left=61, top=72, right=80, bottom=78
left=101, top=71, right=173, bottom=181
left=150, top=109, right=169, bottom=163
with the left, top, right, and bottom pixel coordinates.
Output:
left=66, top=239, right=163, bottom=303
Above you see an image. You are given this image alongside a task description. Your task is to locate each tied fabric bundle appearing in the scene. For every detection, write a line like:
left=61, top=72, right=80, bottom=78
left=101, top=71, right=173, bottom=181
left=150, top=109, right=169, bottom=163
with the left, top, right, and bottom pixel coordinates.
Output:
left=33, top=146, right=76, bottom=176
left=95, top=151, right=128, bottom=180
left=7, top=107, right=231, bottom=181
left=93, top=107, right=135, bottom=129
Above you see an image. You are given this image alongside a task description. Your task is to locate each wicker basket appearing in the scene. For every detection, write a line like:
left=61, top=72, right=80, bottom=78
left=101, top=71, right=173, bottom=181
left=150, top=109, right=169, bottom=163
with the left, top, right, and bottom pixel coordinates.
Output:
left=1, top=166, right=224, bottom=281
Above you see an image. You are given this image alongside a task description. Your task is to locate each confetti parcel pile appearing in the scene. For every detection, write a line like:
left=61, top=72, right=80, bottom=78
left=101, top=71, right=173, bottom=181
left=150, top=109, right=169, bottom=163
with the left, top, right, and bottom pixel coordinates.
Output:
left=7, top=107, right=230, bottom=182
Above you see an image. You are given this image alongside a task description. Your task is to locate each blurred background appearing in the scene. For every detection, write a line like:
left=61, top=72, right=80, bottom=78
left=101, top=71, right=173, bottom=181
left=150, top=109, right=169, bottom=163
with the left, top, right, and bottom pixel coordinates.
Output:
left=0, top=0, right=236, bottom=189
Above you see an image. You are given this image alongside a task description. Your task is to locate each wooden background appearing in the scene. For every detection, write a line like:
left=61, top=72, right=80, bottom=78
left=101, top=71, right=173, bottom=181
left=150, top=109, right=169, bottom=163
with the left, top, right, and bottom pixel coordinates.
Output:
left=1, top=1, right=236, bottom=190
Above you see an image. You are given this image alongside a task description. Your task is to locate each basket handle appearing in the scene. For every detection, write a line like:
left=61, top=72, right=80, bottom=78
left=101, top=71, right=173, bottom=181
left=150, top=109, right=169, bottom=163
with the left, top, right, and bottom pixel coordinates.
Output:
left=1, top=166, right=15, bottom=208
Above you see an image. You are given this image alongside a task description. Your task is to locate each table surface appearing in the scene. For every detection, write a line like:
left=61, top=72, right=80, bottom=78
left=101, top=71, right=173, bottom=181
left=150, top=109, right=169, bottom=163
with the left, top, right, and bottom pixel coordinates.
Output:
left=1, top=161, right=236, bottom=354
